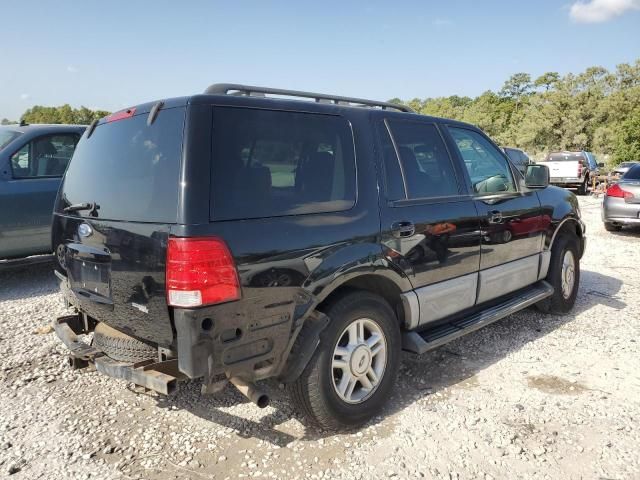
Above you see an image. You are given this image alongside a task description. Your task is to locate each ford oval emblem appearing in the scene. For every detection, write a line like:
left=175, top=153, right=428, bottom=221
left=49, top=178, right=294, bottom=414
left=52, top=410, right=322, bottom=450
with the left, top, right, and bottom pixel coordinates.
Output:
left=78, top=223, right=93, bottom=238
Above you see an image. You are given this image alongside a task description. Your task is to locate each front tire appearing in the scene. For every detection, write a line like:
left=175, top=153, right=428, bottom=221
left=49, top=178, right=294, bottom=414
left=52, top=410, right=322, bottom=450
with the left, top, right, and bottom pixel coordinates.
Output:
left=604, top=222, right=622, bottom=232
left=289, top=291, right=401, bottom=430
left=537, top=234, right=580, bottom=314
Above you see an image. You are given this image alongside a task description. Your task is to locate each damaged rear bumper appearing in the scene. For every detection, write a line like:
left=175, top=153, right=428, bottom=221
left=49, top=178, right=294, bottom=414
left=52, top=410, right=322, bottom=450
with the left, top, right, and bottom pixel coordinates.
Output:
left=53, top=314, right=184, bottom=395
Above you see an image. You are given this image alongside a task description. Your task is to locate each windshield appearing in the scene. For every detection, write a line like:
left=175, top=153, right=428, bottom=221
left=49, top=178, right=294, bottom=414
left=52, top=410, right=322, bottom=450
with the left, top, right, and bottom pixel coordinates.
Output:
left=619, top=162, right=635, bottom=168
left=60, top=107, right=185, bottom=222
left=0, top=129, right=22, bottom=150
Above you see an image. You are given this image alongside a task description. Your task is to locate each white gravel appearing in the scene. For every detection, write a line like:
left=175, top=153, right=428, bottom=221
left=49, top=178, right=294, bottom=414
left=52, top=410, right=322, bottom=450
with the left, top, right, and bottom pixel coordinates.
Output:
left=1, top=195, right=639, bottom=479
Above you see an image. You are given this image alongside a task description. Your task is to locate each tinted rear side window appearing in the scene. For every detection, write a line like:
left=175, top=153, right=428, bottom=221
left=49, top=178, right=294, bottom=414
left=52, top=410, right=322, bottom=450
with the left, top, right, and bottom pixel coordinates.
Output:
left=210, top=107, right=356, bottom=221
left=623, top=164, right=640, bottom=179
left=61, top=107, right=184, bottom=222
left=384, top=120, right=459, bottom=199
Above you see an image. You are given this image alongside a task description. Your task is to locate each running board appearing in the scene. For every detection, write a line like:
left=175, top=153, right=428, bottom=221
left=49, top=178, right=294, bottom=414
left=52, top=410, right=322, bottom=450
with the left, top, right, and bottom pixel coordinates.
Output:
left=402, top=281, right=554, bottom=355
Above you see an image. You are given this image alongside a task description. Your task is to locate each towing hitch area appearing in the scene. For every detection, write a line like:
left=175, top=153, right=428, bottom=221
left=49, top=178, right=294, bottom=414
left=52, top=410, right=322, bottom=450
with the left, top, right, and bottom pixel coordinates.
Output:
left=54, top=314, right=185, bottom=395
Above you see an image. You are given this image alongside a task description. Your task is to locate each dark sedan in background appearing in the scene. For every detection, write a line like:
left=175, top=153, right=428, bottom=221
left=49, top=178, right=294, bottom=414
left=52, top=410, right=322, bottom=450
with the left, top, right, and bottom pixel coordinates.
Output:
left=611, top=161, right=640, bottom=178
left=0, top=123, right=85, bottom=265
left=502, top=146, right=531, bottom=175
left=602, top=163, right=640, bottom=232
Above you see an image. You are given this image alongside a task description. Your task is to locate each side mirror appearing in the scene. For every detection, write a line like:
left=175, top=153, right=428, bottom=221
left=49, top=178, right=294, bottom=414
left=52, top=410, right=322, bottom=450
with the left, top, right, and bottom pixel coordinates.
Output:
left=598, top=162, right=605, bottom=168
left=525, top=164, right=549, bottom=188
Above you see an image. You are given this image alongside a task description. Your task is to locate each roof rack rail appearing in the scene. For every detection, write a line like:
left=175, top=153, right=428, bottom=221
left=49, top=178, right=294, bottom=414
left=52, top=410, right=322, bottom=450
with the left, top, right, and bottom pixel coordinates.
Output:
left=204, top=83, right=414, bottom=113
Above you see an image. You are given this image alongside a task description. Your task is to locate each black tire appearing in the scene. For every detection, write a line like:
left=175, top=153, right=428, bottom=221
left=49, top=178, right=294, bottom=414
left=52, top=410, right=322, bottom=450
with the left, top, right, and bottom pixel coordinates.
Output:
left=289, top=291, right=401, bottom=430
left=577, top=178, right=588, bottom=196
left=604, top=222, right=622, bottom=232
left=93, top=322, right=157, bottom=363
left=536, top=234, right=580, bottom=314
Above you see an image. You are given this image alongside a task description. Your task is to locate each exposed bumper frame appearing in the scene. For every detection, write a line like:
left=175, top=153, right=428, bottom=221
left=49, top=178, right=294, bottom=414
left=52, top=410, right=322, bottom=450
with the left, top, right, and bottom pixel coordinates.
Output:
left=53, top=314, right=184, bottom=395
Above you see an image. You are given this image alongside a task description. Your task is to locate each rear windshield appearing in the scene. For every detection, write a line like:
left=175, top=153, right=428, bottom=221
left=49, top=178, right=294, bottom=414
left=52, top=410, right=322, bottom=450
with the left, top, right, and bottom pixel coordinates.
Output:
left=623, top=164, right=640, bottom=179
left=546, top=152, right=585, bottom=162
left=210, top=107, right=356, bottom=221
left=0, top=129, right=22, bottom=150
left=60, top=107, right=184, bottom=222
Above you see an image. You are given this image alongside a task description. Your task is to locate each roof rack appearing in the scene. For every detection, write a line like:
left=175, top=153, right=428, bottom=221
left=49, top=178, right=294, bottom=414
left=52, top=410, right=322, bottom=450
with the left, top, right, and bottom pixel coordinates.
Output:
left=204, top=83, right=414, bottom=113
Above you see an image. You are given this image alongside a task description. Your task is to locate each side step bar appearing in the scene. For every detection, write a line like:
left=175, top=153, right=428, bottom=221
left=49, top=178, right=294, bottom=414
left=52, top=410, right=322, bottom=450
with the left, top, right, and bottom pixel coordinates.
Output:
left=402, top=281, right=553, bottom=355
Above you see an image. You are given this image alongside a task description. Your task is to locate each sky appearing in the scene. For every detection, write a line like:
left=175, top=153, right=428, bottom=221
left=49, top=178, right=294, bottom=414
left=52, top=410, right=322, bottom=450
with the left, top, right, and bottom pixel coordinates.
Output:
left=1, top=0, right=639, bottom=120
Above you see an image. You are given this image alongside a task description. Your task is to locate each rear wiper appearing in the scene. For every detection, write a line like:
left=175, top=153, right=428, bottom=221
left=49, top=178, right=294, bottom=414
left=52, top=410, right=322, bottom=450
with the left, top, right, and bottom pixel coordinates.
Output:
left=63, top=202, right=100, bottom=216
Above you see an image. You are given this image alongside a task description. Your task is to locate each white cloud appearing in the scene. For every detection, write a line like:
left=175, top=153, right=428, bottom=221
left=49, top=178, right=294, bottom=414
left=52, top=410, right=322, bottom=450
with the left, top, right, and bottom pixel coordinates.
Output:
left=570, top=0, right=640, bottom=23
left=67, top=65, right=78, bottom=73
left=20, top=93, right=30, bottom=100
left=432, top=18, right=453, bottom=26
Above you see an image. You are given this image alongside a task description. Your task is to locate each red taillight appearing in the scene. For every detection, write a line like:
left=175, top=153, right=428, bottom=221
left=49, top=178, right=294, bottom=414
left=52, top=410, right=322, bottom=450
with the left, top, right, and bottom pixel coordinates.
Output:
left=166, top=237, right=240, bottom=308
left=105, top=107, right=136, bottom=123
left=606, top=183, right=633, bottom=199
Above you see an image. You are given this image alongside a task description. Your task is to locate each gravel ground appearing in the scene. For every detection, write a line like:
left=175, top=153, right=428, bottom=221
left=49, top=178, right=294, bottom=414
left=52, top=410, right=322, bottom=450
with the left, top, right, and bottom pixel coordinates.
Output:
left=1, top=195, right=639, bottom=480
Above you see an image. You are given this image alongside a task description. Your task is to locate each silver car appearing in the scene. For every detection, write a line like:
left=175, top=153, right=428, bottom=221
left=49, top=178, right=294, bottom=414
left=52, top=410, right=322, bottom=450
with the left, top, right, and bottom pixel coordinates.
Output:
left=603, top=163, right=640, bottom=231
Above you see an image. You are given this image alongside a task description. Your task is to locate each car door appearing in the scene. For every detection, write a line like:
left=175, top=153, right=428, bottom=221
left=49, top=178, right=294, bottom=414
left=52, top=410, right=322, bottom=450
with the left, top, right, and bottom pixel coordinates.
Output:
left=445, top=126, right=546, bottom=304
left=377, top=118, right=482, bottom=329
left=0, top=132, right=80, bottom=258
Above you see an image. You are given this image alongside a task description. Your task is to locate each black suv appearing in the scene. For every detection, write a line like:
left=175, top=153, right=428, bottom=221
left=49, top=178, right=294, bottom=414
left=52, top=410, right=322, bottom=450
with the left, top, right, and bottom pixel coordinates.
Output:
left=52, top=84, right=585, bottom=429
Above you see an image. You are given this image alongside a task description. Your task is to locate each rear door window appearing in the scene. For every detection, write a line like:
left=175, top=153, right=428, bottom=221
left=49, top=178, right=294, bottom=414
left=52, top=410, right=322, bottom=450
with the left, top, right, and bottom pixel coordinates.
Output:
left=61, top=107, right=185, bottom=222
left=10, top=133, right=80, bottom=178
left=382, top=120, right=460, bottom=200
left=210, top=107, right=356, bottom=221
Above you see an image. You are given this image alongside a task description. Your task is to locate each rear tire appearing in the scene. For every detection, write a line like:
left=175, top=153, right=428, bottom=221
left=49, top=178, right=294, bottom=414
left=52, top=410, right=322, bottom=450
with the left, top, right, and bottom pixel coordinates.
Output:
left=289, top=291, right=401, bottom=430
left=604, top=222, right=622, bottom=232
left=577, top=178, right=588, bottom=196
left=93, top=323, right=157, bottom=363
left=537, top=234, right=580, bottom=314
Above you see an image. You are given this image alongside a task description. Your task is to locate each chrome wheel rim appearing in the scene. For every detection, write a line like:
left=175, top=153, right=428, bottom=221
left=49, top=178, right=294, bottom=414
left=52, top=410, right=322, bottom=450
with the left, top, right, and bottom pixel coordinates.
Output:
left=561, top=250, right=576, bottom=299
left=331, top=318, right=387, bottom=404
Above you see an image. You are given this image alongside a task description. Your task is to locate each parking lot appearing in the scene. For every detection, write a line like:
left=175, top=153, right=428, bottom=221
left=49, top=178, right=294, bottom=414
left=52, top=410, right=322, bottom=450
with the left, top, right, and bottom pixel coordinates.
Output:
left=0, top=195, right=638, bottom=480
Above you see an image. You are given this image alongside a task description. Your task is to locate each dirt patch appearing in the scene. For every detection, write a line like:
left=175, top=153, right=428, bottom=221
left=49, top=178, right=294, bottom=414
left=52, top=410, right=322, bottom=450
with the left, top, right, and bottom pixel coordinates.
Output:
left=527, top=375, right=588, bottom=395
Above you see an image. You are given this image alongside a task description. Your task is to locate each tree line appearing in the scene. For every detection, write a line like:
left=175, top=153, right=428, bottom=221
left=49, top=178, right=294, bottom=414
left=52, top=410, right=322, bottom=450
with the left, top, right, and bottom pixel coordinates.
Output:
left=1, top=104, right=111, bottom=127
left=391, top=60, right=640, bottom=165
left=3, top=60, right=639, bottom=166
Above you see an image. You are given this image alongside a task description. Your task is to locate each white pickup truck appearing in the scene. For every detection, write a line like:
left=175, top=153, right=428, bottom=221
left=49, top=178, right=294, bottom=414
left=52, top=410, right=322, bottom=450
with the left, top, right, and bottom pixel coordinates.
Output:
left=537, top=151, right=591, bottom=195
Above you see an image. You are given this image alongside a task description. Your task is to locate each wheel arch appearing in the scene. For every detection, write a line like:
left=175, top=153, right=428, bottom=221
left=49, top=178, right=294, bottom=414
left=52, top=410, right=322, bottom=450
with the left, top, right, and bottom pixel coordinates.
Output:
left=547, top=216, right=585, bottom=257
left=315, top=273, right=407, bottom=327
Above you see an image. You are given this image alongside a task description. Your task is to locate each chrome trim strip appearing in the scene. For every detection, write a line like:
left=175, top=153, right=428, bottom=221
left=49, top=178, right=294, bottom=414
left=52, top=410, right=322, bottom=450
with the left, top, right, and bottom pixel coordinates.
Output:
left=400, top=290, right=420, bottom=330
left=413, top=273, right=478, bottom=329
left=538, top=250, right=551, bottom=280
left=477, top=255, right=540, bottom=304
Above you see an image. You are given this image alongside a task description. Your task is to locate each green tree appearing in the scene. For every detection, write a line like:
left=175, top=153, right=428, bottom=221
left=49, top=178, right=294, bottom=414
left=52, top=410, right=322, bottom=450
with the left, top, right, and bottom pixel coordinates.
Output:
left=534, top=72, right=560, bottom=91
left=500, top=73, right=532, bottom=112
left=614, top=115, right=640, bottom=164
left=21, top=105, right=110, bottom=125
